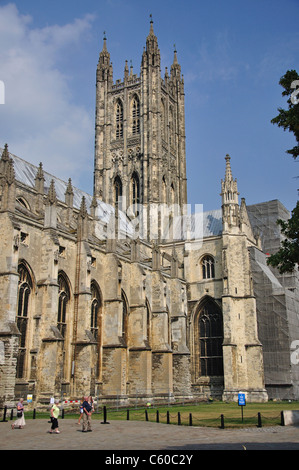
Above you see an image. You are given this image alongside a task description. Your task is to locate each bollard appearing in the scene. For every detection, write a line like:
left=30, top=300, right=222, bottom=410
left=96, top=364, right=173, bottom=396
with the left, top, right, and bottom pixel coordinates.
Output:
left=156, top=410, right=159, bottom=423
left=2, top=406, right=7, bottom=422
left=33, top=408, right=36, bottom=419
left=10, top=409, right=13, bottom=421
left=189, top=413, right=192, bottom=427
left=280, top=411, right=285, bottom=426
left=178, top=412, right=181, bottom=425
left=167, top=410, right=170, bottom=424
left=145, top=409, right=148, bottom=421
left=101, top=406, right=110, bottom=424
left=220, top=414, right=225, bottom=429
left=257, top=412, right=262, bottom=428
left=127, top=409, right=130, bottom=421
left=61, top=408, right=64, bottom=419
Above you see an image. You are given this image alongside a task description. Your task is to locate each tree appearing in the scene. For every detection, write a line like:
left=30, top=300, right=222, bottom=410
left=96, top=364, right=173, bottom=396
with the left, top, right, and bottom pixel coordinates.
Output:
left=267, top=70, right=299, bottom=273
left=267, top=201, right=299, bottom=273
left=270, top=69, right=299, bottom=160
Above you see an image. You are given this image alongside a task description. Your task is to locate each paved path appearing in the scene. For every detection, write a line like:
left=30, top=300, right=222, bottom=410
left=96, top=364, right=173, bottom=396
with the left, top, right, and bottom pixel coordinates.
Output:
left=1, top=418, right=299, bottom=452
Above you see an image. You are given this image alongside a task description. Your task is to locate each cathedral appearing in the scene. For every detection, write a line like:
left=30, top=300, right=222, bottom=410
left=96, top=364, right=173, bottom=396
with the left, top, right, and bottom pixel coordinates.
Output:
left=1, top=20, right=299, bottom=408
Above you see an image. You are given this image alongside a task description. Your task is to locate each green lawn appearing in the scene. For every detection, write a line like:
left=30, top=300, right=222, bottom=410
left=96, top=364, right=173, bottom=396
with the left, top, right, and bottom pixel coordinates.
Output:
left=62, top=400, right=299, bottom=428
left=11, top=400, right=299, bottom=429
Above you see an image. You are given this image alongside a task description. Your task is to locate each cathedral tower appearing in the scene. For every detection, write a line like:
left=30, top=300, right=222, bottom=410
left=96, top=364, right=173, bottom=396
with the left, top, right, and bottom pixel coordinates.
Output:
left=93, top=20, right=187, bottom=240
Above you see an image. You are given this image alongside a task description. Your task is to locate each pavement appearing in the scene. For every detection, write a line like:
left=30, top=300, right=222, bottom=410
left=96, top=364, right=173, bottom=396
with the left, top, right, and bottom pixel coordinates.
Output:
left=1, top=416, right=299, bottom=455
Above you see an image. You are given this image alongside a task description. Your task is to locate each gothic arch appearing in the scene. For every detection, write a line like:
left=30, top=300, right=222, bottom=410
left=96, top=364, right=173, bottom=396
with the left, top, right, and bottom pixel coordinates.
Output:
left=57, top=271, right=71, bottom=339
left=90, top=279, right=103, bottom=379
left=115, top=98, right=124, bottom=139
left=56, top=270, right=72, bottom=382
left=16, top=260, right=35, bottom=379
left=130, top=171, right=140, bottom=208
left=114, top=175, right=123, bottom=207
left=192, top=296, right=223, bottom=380
left=131, top=94, right=140, bottom=135
left=90, top=279, right=103, bottom=340
left=161, top=98, right=166, bottom=140
left=200, top=254, right=215, bottom=280
left=121, top=289, right=129, bottom=346
left=145, top=298, right=152, bottom=348
left=162, top=175, right=167, bottom=203
left=16, top=196, right=31, bottom=211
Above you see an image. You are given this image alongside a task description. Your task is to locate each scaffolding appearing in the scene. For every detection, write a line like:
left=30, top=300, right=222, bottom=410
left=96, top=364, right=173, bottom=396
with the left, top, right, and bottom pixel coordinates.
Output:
left=248, top=200, right=299, bottom=400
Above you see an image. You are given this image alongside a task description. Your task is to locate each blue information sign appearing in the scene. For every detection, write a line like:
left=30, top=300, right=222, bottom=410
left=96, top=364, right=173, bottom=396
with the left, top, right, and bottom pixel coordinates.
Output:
left=238, top=393, right=246, bottom=406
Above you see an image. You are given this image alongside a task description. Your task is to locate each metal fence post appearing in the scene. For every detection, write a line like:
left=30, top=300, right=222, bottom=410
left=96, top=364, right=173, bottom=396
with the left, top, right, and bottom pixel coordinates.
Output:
left=101, top=405, right=110, bottom=424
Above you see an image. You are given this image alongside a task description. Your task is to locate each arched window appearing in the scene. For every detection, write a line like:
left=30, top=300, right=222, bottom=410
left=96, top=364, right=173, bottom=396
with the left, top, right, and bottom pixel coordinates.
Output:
left=146, top=299, right=151, bottom=347
left=121, top=291, right=129, bottom=344
left=57, top=272, right=70, bottom=338
left=16, top=262, right=33, bottom=378
left=161, top=99, right=166, bottom=140
left=132, top=96, right=140, bottom=135
left=116, top=100, right=123, bottom=139
left=169, top=106, right=174, bottom=146
left=170, top=182, right=175, bottom=205
left=16, top=197, right=30, bottom=210
left=202, top=255, right=215, bottom=279
left=162, top=176, right=167, bottom=203
left=131, top=172, right=140, bottom=208
left=195, top=299, right=223, bottom=378
left=114, top=175, right=122, bottom=207
left=91, top=281, right=101, bottom=340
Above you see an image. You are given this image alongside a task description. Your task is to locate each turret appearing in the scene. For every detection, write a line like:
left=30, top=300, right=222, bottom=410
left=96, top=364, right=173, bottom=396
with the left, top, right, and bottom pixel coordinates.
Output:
left=221, top=154, right=240, bottom=232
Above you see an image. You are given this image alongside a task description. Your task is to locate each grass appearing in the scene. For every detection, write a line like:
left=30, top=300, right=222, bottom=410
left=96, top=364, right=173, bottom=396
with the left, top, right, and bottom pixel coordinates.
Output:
left=16, top=400, right=299, bottom=429
left=100, top=401, right=298, bottom=428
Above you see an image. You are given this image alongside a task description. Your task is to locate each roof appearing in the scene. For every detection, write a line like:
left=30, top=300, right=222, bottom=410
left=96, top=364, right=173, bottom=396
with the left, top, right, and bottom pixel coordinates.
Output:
left=3, top=149, right=223, bottom=240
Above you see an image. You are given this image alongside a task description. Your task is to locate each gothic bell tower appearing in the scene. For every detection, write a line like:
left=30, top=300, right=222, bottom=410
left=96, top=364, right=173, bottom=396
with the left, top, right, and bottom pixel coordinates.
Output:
left=93, top=19, right=187, bottom=240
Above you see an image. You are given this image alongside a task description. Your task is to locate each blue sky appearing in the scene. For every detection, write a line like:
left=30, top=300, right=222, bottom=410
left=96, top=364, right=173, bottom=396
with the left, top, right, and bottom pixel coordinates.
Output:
left=0, top=0, right=298, bottom=212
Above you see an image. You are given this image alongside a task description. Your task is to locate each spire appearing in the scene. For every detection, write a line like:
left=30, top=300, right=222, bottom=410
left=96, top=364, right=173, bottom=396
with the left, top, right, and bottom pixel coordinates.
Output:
left=170, top=44, right=182, bottom=80
left=0, top=144, right=12, bottom=178
left=173, top=44, right=178, bottom=65
left=124, top=59, right=129, bottom=80
left=221, top=154, right=239, bottom=206
left=102, top=31, right=107, bottom=52
left=79, top=196, right=88, bottom=219
left=6, top=158, right=15, bottom=186
left=65, top=178, right=74, bottom=207
left=44, top=179, right=57, bottom=228
left=145, top=15, right=160, bottom=66
left=1, top=143, right=9, bottom=162
left=77, top=196, right=89, bottom=241
left=149, top=14, right=154, bottom=35
left=35, top=162, right=45, bottom=194
left=221, top=154, right=240, bottom=232
left=97, top=31, right=113, bottom=82
left=47, top=179, right=57, bottom=205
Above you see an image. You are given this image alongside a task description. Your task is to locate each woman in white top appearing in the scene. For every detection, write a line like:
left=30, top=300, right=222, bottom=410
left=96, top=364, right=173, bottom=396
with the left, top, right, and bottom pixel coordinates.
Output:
left=11, top=398, right=26, bottom=429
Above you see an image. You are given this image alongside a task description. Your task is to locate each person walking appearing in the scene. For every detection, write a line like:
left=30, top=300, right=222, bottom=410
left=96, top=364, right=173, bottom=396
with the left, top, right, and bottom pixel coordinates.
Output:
left=49, top=399, right=60, bottom=434
left=11, top=398, right=25, bottom=429
left=82, top=395, right=92, bottom=432
left=77, top=397, right=84, bottom=425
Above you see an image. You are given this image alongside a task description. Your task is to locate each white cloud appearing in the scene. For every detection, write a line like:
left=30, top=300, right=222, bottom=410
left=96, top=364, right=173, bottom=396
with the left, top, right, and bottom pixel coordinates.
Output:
left=0, top=3, right=95, bottom=188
